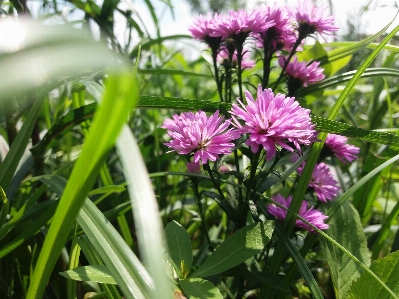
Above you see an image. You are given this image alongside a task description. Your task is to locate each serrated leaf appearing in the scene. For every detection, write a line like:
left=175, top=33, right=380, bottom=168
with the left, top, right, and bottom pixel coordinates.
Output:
left=60, top=265, right=117, bottom=285
left=348, top=251, right=399, bottom=299
left=189, top=221, right=274, bottom=278
left=321, top=201, right=371, bottom=299
left=165, top=221, right=193, bottom=278
left=179, top=278, right=223, bottom=299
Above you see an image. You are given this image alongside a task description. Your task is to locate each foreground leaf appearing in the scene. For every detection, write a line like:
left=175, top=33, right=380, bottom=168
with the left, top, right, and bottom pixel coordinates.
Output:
left=60, top=265, right=117, bottom=285
left=165, top=221, right=193, bottom=278
left=348, top=251, right=399, bottom=299
left=321, top=201, right=371, bottom=299
left=27, top=72, right=139, bottom=299
left=189, top=221, right=274, bottom=278
left=179, top=278, right=223, bottom=299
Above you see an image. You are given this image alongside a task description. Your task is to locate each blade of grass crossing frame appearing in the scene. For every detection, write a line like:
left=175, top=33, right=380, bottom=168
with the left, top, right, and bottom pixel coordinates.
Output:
left=26, top=72, right=139, bottom=299
left=39, top=175, right=153, bottom=299
left=0, top=97, right=43, bottom=194
left=116, top=125, right=173, bottom=299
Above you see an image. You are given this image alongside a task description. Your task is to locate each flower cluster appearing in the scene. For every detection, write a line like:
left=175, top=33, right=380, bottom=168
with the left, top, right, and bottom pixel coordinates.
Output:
left=165, top=1, right=349, bottom=233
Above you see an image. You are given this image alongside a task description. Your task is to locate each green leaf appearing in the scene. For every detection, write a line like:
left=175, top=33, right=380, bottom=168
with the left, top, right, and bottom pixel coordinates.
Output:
left=165, top=221, right=193, bottom=278
left=60, top=265, right=117, bottom=285
left=348, top=251, right=399, bottom=299
left=179, top=278, right=223, bottom=299
left=189, top=221, right=274, bottom=278
left=321, top=201, right=371, bottom=299
left=27, top=72, right=139, bottom=299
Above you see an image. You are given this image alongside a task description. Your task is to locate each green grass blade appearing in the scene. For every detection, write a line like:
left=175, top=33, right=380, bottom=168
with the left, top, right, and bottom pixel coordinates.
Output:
left=0, top=97, right=43, bottom=193
left=116, top=125, right=173, bottom=299
left=274, top=224, right=324, bottom=299
left=26, top=72, right=139, bottom=299
left=77, top=235, right=121, bottom=299
left=40, top=175, right=153, bottom=299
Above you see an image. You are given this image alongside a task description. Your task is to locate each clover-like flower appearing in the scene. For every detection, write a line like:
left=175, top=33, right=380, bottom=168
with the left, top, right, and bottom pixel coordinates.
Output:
left=230, top=85, right=316, bottom=160
left=268, top=194, right=329, bottom=231
left=162, top=110, right=239, bottom=164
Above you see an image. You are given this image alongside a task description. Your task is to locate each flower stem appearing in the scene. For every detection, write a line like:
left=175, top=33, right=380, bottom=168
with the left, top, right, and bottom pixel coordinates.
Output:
left=212, top=49, right=224, bottom=102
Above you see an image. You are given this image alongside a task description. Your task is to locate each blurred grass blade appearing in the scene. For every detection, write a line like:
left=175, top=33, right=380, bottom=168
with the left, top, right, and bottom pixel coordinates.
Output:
left=27, top=72, right=139, bottom=299
left=40, top=175, right=154, bottom=299
left=116, top=125, right=173, bottom=299
left=0, top=97, right=43, bottom=194
left=297, top=67, right=399, bottom=97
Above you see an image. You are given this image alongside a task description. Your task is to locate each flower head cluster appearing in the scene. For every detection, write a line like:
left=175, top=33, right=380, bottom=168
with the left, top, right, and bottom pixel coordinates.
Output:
left=230, top=85, right=316, bottom=160
left=217, top=47, right=255, bottom=70
left=268, top=194, right=329, bottom=231
left=209, top=9, right=275, bottom=41
left=324, top=133, right=360, bottom=163
left=298, top=162, right=340, bottom=202
left=186, top=161, right=201, bottom=174
left=162, top=110, right=239, bottom=164
left=290, top=0, right=338, bottom=40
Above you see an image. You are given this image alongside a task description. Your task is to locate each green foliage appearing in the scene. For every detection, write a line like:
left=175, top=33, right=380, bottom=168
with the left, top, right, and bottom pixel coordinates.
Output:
left=179, top=278, right=223, bottom=299
left=165, top=221, right=193, bottom=279
left=60, top=265, right=117, bottom=285
left=348, top=251, right=399, bottom=299
left=321, top=201, right=371, bottom=299
left=190, top=221, right=274, bottom=278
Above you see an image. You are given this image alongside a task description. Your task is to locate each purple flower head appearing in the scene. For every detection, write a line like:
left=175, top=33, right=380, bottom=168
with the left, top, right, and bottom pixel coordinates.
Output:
left=253, top=4, right=297, bottom=51
left=279, top=56, right=325, bottom=96
left=324, top=133, right=360, bottom=163
left=230, top=85, right=316, bottom=160
left=186, top=161, right=201, bottom=174
left=217, top=47, right=255, bottom=70
left=290, top=0, right=338, bottom=41
left=189, top=14, right=222, bottom=52
left=209, top=9, right=275, bottom=51
left=268, top=194, right=329, bottom=231
left=298, top=162, right=340, bottom=202
left=162, top=110, right=239, bottom=164
left=279, top=56, right=325, bottom=86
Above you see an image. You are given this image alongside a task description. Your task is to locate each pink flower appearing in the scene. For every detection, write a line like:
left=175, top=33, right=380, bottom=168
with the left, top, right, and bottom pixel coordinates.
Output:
left=189, top=14, right=223, bottom=52
left=230, top=85, right=316, bottom=160
left=217, top=47, right=255, bottom=69
left=268, top=194, right=329, bottom=231
left=209, top=9, right=275, bottom=40
left=290, top=0, right=338, bottom=40
left=189, top=15, right=214, bottom=40
left=162, top=110, right=239, bottom=164
left=324, top=134, right=360, bottom=164
left=186, top=161, right=201, bottom=174
left=298, top=162, right=340, bottom=202
left=279, top=56, right=325, bottom=87
left=253, top=4, right=297, bottom=51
